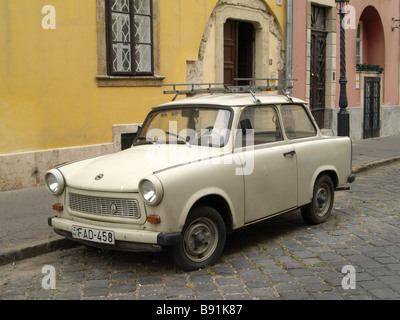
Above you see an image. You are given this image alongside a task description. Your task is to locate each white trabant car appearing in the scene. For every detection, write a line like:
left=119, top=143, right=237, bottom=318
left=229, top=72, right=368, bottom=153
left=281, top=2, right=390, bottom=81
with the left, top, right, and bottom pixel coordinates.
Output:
left=46, top=90, right=355, bottom=271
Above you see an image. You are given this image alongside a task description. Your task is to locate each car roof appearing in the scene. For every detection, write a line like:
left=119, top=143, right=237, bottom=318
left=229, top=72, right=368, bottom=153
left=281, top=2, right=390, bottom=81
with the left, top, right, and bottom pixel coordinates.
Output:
left=155, top=93, right=307, bottom=109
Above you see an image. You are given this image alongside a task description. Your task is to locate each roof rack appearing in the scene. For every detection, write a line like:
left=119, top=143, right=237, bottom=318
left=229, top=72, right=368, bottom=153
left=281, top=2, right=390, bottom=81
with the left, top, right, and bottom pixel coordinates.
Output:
left=162, top=78, right=296, bottom=104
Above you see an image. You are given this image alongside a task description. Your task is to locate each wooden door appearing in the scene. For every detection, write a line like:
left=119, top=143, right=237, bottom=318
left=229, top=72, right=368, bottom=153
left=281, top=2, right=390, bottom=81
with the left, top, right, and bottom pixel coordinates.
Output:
left=224, top=20, right=237, bottom=86
left=224, top=20, right=254, bottom=86
left=310, top=30, right=327, bottom=128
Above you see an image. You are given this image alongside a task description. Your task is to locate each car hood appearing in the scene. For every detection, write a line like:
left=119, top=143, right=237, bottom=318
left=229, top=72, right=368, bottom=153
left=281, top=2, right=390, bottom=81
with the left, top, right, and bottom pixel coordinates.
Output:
left=57, top=145, right=226, bottom=192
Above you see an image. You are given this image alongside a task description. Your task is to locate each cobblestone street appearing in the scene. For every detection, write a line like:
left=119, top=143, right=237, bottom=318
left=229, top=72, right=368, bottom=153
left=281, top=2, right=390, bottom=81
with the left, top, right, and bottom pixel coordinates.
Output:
left=1, top=163, right=400, bottom=301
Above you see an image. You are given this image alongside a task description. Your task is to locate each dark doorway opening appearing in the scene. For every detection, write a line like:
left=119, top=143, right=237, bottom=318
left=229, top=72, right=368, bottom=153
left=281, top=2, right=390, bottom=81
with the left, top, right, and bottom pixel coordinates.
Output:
left=363, top=77, right=381, bottom=139
left=310, top=5, right=327, bottom=129
left=224, top=20, right=255, bottom=86
left=310, top=30, right=327, bottom=128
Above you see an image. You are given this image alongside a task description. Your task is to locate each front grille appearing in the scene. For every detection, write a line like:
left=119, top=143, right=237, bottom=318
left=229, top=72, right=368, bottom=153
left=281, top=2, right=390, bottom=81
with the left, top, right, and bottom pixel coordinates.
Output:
left=69, top=192, right=141, bottom=219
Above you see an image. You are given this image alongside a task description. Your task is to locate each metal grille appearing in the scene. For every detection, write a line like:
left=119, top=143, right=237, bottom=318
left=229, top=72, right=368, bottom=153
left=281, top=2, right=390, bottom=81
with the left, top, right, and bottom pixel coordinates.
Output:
left=69, top=193, right=141, bottom=219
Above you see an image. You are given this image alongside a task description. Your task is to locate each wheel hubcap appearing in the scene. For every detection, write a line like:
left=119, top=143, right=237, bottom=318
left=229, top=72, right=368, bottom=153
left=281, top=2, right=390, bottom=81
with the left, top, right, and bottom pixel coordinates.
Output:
left=183, top=217, right=218, bottom=263
left=315, top=183, right=331, bottom=217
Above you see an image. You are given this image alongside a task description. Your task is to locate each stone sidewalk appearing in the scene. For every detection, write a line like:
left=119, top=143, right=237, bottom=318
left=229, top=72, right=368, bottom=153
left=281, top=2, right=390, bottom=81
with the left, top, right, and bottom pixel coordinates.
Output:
left=0, top=135, right=400, bottom=266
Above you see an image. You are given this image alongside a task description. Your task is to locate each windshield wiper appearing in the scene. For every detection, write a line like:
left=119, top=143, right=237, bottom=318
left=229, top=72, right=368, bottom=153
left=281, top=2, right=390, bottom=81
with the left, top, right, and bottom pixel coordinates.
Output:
left=165, top=132, right=192, bottom=148
left=133, top=137, right=157, bottom=146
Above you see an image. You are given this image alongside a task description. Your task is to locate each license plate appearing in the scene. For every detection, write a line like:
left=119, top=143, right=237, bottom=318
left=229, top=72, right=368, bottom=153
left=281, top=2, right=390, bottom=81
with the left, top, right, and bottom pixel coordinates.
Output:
left=72, top=225, right=115, bottom=245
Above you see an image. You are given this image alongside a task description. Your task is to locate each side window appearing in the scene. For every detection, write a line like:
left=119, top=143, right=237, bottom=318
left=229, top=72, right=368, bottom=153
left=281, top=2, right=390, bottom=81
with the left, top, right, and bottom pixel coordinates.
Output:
left=237, top=106, right=283, bottom=147
left=281, top=104, right=317, bottom=139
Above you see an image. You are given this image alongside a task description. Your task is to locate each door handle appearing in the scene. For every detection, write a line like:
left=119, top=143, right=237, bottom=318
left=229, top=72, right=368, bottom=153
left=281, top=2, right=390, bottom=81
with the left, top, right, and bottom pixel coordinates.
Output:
left=283, top=150, right=296, bottom=157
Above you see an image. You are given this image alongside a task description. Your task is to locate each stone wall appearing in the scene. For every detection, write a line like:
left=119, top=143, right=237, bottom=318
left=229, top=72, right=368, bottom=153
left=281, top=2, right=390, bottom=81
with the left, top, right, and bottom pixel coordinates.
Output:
left=0, top=123, right=140, bottom=191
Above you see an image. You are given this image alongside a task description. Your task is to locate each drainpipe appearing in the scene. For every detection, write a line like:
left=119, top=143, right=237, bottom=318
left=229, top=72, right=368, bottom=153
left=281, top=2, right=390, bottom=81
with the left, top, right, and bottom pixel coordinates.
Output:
left=286, top=0, right=294, bottom=95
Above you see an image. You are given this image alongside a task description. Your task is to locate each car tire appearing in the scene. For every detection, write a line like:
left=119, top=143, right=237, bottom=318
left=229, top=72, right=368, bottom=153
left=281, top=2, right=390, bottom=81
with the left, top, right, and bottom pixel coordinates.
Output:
left=170, top=206, right=226, bottom=271
left=301, top=174, right=334, bottom=225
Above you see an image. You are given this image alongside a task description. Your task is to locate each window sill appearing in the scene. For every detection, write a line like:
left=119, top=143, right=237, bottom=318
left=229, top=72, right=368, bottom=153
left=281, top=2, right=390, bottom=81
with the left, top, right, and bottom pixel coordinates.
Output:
left=96, top=75, right=165, bottom=87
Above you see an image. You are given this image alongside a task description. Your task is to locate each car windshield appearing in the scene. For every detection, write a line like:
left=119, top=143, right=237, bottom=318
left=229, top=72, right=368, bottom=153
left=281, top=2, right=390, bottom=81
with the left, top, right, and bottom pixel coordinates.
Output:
left=135, top=107, right=232, bottom=148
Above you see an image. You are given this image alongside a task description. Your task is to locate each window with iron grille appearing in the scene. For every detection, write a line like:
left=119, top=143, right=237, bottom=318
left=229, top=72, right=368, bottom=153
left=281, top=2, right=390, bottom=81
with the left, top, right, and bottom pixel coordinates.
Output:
left=106, top=0, right=153, bottom=76
left=311, top=6, right=326, bottom=30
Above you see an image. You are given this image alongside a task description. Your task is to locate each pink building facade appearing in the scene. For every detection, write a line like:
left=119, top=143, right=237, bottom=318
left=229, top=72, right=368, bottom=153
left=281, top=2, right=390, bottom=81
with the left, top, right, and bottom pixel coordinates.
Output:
left=292, top=0, right=400, bottom=140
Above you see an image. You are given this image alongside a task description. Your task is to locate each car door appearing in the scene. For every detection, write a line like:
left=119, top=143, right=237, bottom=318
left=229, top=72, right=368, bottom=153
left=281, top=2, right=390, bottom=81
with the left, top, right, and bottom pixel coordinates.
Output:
left=235, top=105, right=298, bottom=224
left=280, top=104, right=320, bottom=207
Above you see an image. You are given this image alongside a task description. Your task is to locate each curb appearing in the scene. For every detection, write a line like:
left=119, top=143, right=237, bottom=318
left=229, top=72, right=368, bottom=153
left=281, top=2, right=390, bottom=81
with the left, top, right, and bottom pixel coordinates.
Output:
left=0, top=235, right=78, bottom=267
left=352, top=155, right=400, bottom=175
left=1, top=156, right=400, bottom=266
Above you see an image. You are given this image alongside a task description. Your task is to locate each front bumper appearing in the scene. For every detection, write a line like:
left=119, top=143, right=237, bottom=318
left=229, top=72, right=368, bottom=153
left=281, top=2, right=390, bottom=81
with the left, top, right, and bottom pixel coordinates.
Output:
left=48, top=217, right=182, bottom=252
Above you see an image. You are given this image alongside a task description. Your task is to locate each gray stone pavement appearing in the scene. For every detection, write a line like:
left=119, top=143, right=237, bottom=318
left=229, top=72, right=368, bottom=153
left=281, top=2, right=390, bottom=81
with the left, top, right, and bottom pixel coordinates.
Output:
left=351, top=134, right=400, bottom=172
left=0, top=134, right=400, bottom=300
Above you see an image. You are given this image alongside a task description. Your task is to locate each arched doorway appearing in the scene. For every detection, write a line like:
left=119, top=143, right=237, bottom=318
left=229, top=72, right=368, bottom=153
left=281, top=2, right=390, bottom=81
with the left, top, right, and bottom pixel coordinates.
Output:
left=186, top=0, right=285, bottom=88
left=358, top=6, right=385, bottom=139
left=359, top=6, right=385, bottom=69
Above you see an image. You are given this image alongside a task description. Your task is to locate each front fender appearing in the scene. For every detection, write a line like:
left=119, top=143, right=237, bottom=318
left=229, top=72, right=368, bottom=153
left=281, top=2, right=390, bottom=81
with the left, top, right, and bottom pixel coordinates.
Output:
left=154, top=157, right=245, bottom=234
left=177, top=187, right=240, bottom=231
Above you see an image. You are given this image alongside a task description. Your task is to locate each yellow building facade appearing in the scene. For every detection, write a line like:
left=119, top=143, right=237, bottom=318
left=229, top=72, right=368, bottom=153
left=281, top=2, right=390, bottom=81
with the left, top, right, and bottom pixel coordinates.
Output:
left=0, top=0, right=288, bottom=191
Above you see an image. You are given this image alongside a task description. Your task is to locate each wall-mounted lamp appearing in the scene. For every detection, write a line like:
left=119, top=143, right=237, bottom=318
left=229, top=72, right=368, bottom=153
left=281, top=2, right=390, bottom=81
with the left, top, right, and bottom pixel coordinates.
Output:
left=392, top=18, right=400, bottom=31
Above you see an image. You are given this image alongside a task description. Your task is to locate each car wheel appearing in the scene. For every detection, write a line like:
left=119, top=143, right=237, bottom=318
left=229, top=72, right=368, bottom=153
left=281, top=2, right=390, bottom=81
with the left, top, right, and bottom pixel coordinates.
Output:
left=171, top=206, right=226, bottom=271
left=301, top=175, right=334, bottom=225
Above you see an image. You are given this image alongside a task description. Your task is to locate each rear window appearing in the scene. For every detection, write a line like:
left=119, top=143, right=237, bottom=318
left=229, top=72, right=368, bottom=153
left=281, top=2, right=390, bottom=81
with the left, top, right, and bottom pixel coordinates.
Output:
left=281, top=104, right=317, bottom=139
left=237, top=106, right=283, bottom=147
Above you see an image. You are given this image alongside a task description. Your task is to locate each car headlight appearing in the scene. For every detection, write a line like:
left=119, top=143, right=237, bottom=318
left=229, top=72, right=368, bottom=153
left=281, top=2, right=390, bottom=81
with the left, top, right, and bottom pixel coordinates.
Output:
left=139, top=176, right=163, bottom=206
left=44, top=169, right=65, bottom=195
